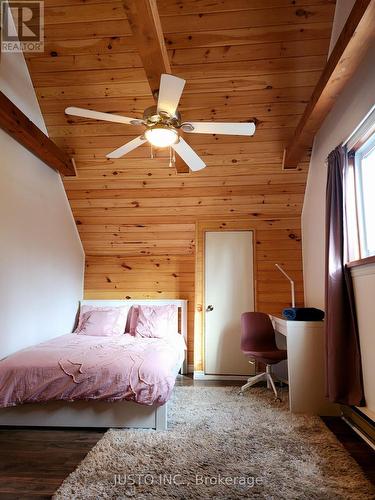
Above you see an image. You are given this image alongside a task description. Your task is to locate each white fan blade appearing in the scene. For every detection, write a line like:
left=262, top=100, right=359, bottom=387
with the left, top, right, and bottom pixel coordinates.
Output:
left=172, top=138, right=206, bottom=172
left=157, top=74, right=186, bottom=117
left=182, top=122, right=256, bottom=136
left=106, top=136, right=147, bottom=159
left=65, top=107, right=143, bottom=126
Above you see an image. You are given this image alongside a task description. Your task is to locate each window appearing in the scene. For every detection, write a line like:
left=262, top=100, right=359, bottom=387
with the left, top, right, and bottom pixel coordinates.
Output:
left=345, top=107, right=375, bottom=262
left=355, top=133, right=375, bottom=257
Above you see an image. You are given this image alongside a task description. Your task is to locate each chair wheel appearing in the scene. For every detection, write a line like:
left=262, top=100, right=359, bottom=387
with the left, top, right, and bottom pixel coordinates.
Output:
left=274, top=397, right=282, bottom=402
left=238, top=391, right=244, bottom=396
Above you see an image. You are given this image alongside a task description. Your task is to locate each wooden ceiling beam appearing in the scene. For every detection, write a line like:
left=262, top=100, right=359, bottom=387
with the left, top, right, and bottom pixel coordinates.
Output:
left=122, top=0, right=171, bottom=97
left=282, top=0, right=375, bottom=170
left=122, top=0, right=189, bottom=173
left=0, top=92, right=75, bottom=177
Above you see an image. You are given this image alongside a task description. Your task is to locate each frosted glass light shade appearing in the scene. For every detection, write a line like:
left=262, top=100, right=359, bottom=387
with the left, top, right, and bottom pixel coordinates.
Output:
left=145, top=126, right=178, bottom=148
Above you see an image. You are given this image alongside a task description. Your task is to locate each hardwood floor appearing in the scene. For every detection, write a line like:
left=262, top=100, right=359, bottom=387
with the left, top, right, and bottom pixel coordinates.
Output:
left=0, top=428, right=105, bottom=499
left=0, top=378, right=373, bottom=499
left=322, top=416, right=375, bottom=485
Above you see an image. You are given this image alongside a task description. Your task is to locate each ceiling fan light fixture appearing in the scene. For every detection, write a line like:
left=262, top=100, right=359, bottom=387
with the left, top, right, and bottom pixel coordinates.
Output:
left=145, top=125, right=178, bottom=148
left=65, top=74, right=256, bottom=168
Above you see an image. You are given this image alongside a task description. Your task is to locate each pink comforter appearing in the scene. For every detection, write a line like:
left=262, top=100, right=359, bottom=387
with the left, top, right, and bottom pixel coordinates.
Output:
left=0, top=333, right=185, bottom=408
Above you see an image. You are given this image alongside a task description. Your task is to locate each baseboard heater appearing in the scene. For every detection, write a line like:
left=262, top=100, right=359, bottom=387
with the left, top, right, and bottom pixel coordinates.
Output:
left=341, top=405, right=375, bottom=449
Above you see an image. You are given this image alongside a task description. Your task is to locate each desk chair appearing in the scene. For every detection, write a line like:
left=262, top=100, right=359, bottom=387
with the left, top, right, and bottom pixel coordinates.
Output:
left=240, top=312, right=287, bottom=399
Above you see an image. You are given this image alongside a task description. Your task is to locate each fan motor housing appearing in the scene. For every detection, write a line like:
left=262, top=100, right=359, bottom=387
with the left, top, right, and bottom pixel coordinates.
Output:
left=143, top=105, right=181, bottom=126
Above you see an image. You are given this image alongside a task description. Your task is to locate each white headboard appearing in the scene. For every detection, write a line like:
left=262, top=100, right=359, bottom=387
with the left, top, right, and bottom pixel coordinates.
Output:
left=80, top=299, right=188, bottom=374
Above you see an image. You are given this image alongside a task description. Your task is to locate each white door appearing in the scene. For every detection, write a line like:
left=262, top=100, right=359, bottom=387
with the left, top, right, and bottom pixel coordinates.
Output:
left=204, top=231, right=254, bottom=376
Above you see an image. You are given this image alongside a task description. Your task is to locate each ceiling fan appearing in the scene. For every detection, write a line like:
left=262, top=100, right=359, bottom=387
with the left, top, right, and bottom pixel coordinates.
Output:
left=65, top=74, right=256, bottom=172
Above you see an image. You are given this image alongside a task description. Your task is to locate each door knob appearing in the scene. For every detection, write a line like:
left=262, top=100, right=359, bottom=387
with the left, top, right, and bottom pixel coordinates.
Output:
left=206, top=305, right=214, bottom=312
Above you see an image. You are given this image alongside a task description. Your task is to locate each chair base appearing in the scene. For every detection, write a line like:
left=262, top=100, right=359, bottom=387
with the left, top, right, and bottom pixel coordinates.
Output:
left=239, top=364, right=282, bottom=399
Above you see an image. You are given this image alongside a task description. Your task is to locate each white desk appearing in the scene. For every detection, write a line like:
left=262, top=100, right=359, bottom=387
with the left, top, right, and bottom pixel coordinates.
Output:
left=270, top=315, right=339, bottom=416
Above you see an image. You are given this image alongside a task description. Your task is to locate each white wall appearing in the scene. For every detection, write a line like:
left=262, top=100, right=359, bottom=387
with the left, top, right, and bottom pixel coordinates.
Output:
left=302, top=1, right=375, bottom=308
left=302, top=0, right=375, bottom=415
left=327, top=0, right=356, bottom=56
left=0, top=46, right=84, bottom=358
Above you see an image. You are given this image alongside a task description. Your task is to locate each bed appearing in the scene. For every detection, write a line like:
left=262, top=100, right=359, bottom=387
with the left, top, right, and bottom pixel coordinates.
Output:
left=0, top=299, right=187, bottom=430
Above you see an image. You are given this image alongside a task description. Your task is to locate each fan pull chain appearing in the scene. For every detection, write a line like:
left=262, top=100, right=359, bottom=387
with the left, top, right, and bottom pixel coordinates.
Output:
left=150, top=144, right=154, bottom=159
left=169, top=147, right=173, bottom=168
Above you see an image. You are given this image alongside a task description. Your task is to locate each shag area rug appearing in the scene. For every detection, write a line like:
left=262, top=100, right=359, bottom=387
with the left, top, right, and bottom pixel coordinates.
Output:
left=54, top=386, right=375, bottom=499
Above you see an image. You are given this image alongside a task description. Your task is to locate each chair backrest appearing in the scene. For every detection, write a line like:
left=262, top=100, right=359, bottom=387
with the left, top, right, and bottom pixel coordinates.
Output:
left=240, top=312, right=277, bottom=352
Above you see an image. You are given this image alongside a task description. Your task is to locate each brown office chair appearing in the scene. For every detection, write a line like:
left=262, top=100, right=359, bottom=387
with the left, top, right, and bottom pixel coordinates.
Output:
left=239, top=312, right=287, bottom=398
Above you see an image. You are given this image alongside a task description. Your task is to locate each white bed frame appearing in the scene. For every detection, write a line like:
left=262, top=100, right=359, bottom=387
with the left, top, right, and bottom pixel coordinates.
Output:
left=0, top=299, right=187, bottom=431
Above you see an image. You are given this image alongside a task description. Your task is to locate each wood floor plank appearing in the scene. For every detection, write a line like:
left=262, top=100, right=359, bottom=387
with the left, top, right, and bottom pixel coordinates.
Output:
left=0, top=428, right=105, bottom=498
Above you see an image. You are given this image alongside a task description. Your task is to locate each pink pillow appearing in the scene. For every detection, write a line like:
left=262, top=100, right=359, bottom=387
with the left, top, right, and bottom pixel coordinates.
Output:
left=75, top=305, right=129, bottom=336
left=127, top=306, right=139, bottom=335
left=134, top=305, right=178, bottom=339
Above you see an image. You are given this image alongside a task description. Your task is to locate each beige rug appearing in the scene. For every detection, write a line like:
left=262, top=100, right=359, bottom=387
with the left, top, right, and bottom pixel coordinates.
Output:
left=54, top=386, right=374, bottom=499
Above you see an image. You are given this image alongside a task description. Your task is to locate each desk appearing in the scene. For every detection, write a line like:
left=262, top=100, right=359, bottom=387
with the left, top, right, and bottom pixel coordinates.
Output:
left=270, top=315, right=339, bottom=416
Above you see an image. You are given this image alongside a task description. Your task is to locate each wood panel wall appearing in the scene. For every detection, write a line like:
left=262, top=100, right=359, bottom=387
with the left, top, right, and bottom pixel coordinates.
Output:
left=24, top=0, right=335, bottom=369
left=83, top=214, right=304, bottom=367
left=84, top=254, right=195, bottom=363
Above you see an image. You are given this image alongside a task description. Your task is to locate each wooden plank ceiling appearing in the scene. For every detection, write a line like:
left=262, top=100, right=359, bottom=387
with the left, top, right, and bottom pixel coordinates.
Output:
left=25, top=0, right=336, bottom=364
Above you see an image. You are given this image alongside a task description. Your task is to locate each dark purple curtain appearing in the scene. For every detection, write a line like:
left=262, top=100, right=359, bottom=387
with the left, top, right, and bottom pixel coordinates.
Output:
left=325, top=146, right=365, bottom=406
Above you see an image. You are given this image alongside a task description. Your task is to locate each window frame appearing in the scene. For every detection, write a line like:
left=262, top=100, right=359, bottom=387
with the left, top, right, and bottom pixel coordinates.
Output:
left=353, top=133, right=375, bottom=259
left=345, top=106, right=375, bottom=266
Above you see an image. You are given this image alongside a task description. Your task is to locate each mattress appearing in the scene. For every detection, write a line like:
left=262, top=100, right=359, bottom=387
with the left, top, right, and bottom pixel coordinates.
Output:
left=0, top=333, right=185, bottom=408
